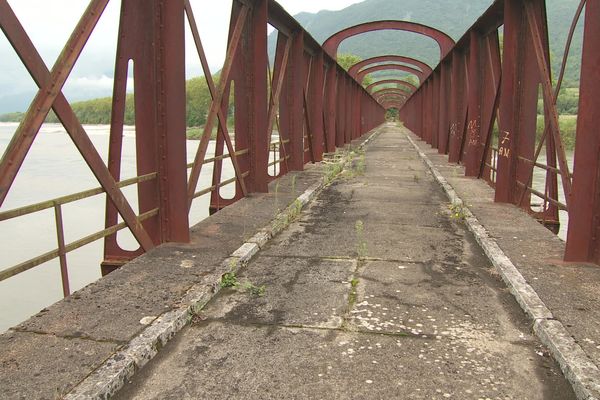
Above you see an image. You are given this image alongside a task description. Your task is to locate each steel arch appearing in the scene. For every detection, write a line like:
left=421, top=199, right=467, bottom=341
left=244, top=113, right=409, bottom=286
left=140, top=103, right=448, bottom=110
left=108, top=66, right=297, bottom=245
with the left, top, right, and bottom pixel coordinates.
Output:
left=367, top=79, right=417, bottom=94
left=373, top=88, right=410, bottom=100
left=377, top=95, right=408, bottom=106
left=323, top=20, right=455, bottom=60
left=358, top=63, right=424, bottom=84
left=381, top=101, right=405, bottom=110
left=381, top=99, right=406, bottom=110
left=348, top=55, right=433, bottom=79
left=377, top=93, right=408, bottom=102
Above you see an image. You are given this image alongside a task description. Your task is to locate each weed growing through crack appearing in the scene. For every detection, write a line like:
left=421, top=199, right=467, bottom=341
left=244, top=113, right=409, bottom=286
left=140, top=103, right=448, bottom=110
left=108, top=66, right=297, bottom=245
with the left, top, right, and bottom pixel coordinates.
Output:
left=271, top=199, right=303, bottom=233
left=449, top=202, right=466, bottom=221
left=291, top=175, right=297, bottom=194
left=348, top=277, right=360, bottom=308
left=355, top=220, right=368, bottom=260
left=323, top=152, right=345, bottom=185
left=413, top=174, right=420, bottom=183
left=220, top=269, right=266, bottom=297
left=322, top=147, right=366, bottom=185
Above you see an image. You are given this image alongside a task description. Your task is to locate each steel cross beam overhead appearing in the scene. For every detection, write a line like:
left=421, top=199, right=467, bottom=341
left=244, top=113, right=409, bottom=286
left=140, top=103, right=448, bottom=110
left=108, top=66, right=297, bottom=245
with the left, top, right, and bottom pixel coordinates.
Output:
left=0, top=0, right=385, bottom=293
left=399, top=0, right=600, bottom=265
left=366, top=79, right=418, bottom=94
left=357, top=63, right=425, bottom=85
left=347, top=55, right=433, bottom=80
left=322, top=20, right=456, bottom=60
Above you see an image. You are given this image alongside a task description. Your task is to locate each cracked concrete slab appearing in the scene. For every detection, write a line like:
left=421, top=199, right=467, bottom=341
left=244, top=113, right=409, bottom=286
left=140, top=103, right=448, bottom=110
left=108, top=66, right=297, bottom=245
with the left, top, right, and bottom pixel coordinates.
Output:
left=1, top=330, right=118, bottom=399
left=113, top=124, right=576, bottom=400
left=201, top=256, right=354, bottom=329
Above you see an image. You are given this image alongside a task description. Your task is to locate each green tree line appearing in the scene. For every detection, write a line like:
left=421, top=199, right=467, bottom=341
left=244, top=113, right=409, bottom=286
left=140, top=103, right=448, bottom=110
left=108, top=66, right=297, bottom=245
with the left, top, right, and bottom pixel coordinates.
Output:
left=0, top=76, right=216, bottom=129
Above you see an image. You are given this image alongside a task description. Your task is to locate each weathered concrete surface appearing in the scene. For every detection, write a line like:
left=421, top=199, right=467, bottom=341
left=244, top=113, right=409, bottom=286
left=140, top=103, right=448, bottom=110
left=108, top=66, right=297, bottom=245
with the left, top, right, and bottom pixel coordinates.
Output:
left=405, top=127, right=600, bottom=399
left=0, top=161, right=325, bottom=399
left=114, top=125, right=575, bottom=400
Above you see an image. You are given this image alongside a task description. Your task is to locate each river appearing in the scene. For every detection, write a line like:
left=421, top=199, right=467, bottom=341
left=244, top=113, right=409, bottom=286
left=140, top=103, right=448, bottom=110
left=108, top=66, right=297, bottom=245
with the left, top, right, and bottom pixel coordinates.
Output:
left=0, top=123, right=235, bottom=332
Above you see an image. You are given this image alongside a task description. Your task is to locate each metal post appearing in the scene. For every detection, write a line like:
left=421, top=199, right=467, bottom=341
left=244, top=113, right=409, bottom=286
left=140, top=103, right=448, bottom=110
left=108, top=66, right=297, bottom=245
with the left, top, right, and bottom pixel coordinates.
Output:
left=280, top=29, right=305, bottom=171
left=438, top=59, right=451, bottom=154
left=495, top=0, right=540, bottom=205
left=464, top=31, right=483, bottom=177
left=324, top=63, right=337, bottom=153
left=309, top=51, right=325, bottom=161
left=232, top=0, right=269, bottom=191
left=103, top=0, right=189, bottom=274
left=565, top=0, right=600, bottom=264
left=448, top=50, right=468, bottom=164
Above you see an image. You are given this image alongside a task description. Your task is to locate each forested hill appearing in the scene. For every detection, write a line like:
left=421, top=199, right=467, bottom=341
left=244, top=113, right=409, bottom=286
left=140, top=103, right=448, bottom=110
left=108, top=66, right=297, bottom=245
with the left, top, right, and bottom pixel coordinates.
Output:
left=290, top=0, right=582, bottom=87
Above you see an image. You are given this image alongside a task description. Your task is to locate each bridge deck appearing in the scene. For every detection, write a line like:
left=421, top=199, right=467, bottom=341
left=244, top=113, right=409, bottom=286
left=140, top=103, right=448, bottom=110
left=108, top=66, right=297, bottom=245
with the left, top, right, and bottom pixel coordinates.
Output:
left=112, top=124, right=578, bottom=399
left=3, top=123, right=599, bottom=399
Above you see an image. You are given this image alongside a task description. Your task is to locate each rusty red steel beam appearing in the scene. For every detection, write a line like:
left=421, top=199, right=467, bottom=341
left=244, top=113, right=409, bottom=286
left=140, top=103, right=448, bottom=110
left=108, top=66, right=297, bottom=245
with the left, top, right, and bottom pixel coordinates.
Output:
left=366, top=79, right=417, bottom=94
left=477, top=32, right=502, bottom=179
left=0, top=0, right=156, bottom=253
left=267, top=33, right=292, bottom=150
left=357, top=63, right=425, bottom=85
left=280, top=29, right=306, bottom=171
left=565, top=0, right=600, bottom=264
left=347, top=55, right=433, bottom=80
left=436, top=59, right=452, bottom=154
left=0, top=0, right=109, bottom=205
left=322, top=20, right=455, bottom=60
left=374, top=95, right=408, bottom=106
left=308, top=50, right=326, bottom=161
left=398, top=0, right=600, bottom=264
left=516, top=0, right=585, bottom=224
left=463, top=31, right=502, bottom=178
left=103, top=0, right=192, bottom=272
left=381, top=101, right=405, bottom=110
left=184, top=0, right=248, bottom=202
left=524, top=0, right=572, bottom=208
left=187, top=4, right=250, bottom=208
left=447, top=49, right=468, bottom=163
left=373, top=88, right=410, bottom=99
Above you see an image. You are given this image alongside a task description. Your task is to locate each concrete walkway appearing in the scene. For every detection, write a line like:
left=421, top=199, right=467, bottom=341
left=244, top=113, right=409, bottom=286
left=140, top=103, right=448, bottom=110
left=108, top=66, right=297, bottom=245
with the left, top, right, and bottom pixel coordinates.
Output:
left=114, top=124, right=575, bottom=399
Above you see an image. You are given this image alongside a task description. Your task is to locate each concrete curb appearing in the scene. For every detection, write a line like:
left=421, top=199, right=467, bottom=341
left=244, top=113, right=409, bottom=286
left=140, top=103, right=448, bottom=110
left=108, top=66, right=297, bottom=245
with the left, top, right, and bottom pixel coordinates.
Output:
left=64, top=128, right=382, bottom=400
left=405, top=132, right=600, bottom=400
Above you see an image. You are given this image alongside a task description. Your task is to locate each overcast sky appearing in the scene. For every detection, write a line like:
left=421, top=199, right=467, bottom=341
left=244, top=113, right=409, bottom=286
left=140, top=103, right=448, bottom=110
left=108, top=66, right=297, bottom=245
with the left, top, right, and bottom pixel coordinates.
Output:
left=0, top=0, right=365, bottom=113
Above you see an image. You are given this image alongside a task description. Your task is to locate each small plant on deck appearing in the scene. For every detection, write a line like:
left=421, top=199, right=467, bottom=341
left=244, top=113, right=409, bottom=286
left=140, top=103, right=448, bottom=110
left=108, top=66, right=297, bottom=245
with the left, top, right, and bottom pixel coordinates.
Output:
left=449, top=202, right=466, bottom=221
left=220, top=268, right=266, bottom=297
left=355, top=220, right=368, bottom=260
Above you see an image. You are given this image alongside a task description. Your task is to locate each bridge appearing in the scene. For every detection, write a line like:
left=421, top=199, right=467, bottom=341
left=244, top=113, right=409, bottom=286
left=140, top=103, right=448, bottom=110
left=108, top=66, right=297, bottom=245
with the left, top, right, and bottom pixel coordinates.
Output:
left=0, top=0, right=599, bottom=398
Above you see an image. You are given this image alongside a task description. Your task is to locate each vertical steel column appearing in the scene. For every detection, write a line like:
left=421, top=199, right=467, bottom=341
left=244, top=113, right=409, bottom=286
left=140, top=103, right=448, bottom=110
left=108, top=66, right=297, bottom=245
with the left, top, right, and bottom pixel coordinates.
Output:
left=280, top=30, right=305, bottom=171
left=102, top=0, right=189, bottom=274
left=233, top=0, right=269, bottom=191
left=478, top=33, right=502, bottom=180
left=309, top=51, right=325, bottom=161
left=438, top=59, right=452, bottom=154
left=157, top=0, right=189, bottom=243
left=303, top=52, right=312, bottom=165
left=495, top=0, right=540, bottom=204
left=324, top=63, right=337, bottom=152
left=336, top=70, right=346, bottom=147
left=423, top=82, right=432, bottom=143
left=448, top=50, right=467, bottom=163
left=464, top=31, right=483, bottom=177
left=431, top=71, right=441, bottom=149
left=565, top=0, right=600, bottom=264
left=354, top=84, right=362, bottom=137
left=209, top=83, right=235, bottom=214
left=345, top=76, right=351, bottom=143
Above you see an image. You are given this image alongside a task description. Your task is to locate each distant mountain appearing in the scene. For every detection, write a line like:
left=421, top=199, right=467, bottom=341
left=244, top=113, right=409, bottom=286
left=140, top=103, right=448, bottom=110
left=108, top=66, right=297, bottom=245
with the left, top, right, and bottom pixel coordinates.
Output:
left=278, top=0, right=583, bottom=87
